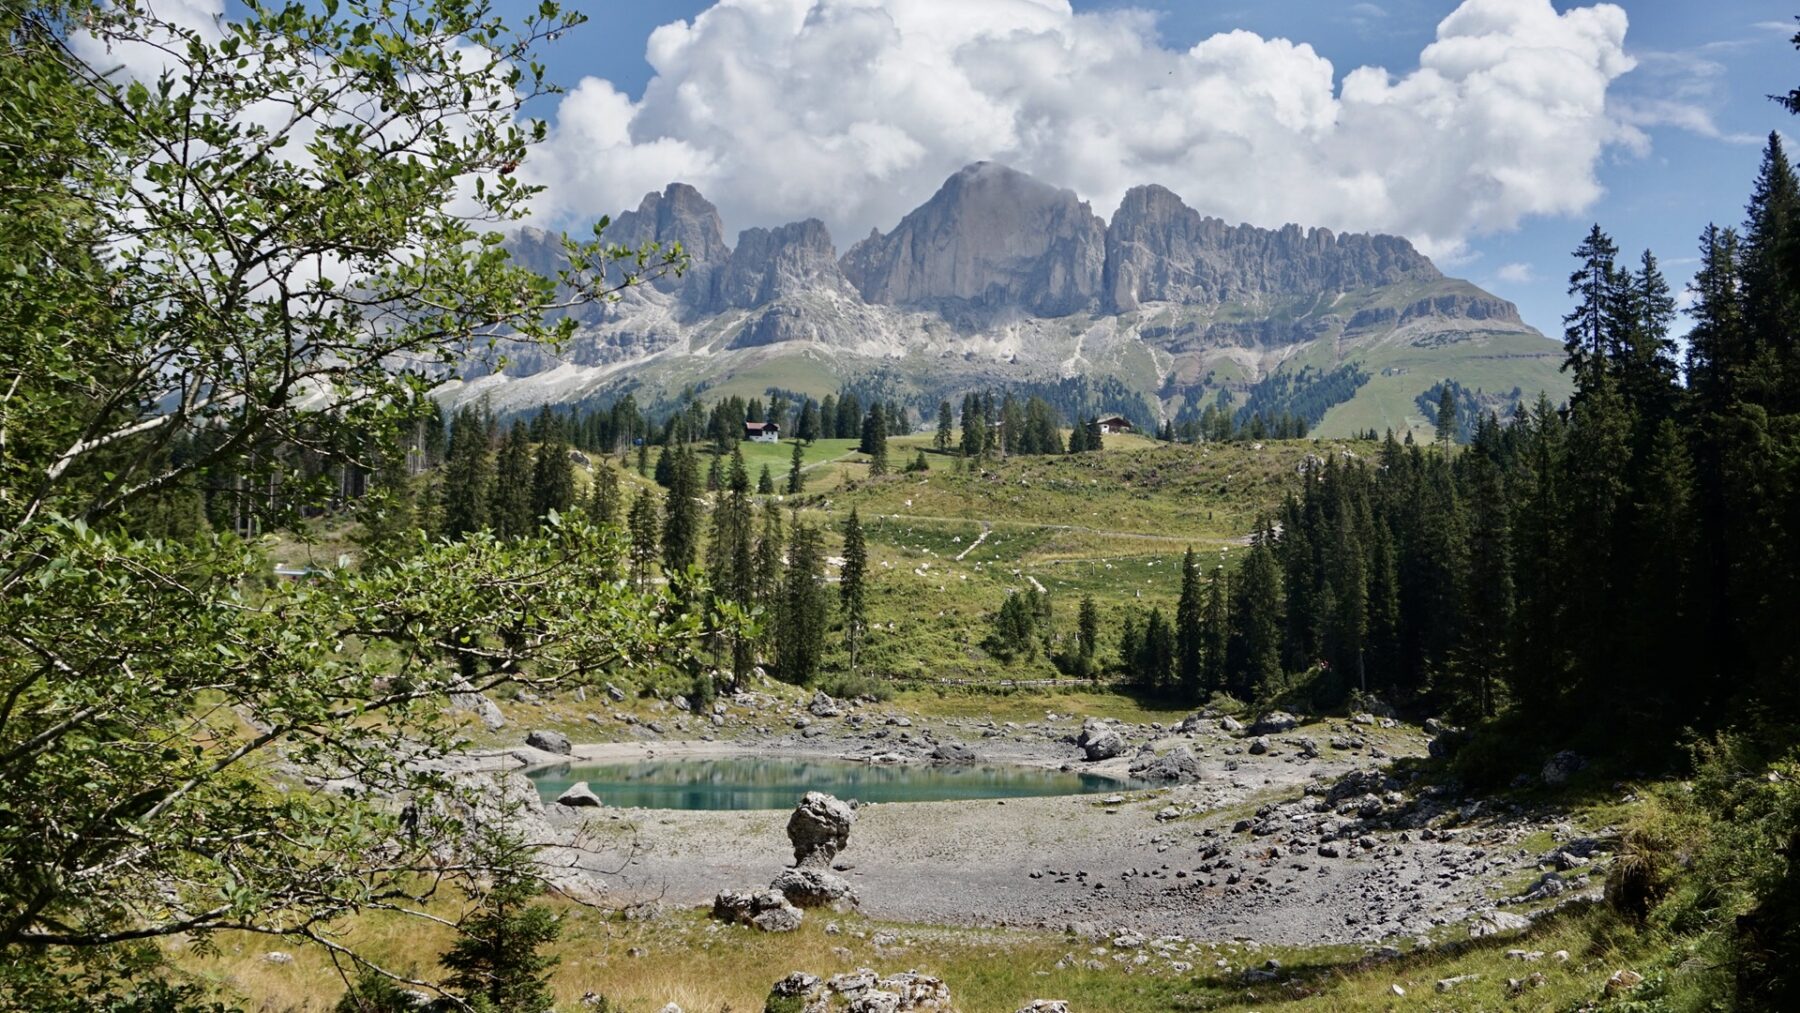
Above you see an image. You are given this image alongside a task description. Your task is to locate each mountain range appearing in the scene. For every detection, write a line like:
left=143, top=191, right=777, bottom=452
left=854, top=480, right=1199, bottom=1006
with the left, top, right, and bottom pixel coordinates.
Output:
left=445, top=162, right=1568, bottom=436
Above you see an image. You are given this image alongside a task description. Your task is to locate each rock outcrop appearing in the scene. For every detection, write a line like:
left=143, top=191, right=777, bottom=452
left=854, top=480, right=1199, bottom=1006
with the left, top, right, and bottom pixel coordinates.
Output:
left=712, top=888, right=803, bottom=933
left=553, top=781, right=602, bottom=807
left=765, top=968, right=954, bottom=1012
left=770, top=867, right=858, bottom=910
left=525, top=729, right=571, bottom=755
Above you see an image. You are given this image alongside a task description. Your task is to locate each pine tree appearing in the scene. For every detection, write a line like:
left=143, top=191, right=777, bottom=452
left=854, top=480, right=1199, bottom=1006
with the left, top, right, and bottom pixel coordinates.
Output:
left=786, top=440, right=806, bottom=494
left=818, top=395, right=837, bottom=440
left=777, top=517, right=829, bottom=685
left=661, top=444, right=701, bottom=591
left=757, top=464, right=775, bottom=494
left=1200, top=565, right=1228, bottom=698
left=705, top=449, right=756, bottom=678
left=754, top=500, right=786, bottom=603
left=1077, top=595, right=1101, bottom=668
left=587, top=461, right=620, bottom=526
left=440, top=876, right=560, bottom=1013
left=935, top=400, right=954, bottom=451
left=490, top=420, right=534, bottom=539
left=802, top=397, right=824, bottom=442
left=1175, top=547, right=1204, bottom=701
left=1562, top=224, right=1626, bottom=388
left=1139, top=608, right=1174, bottom=689
left=440, top=405, right=493, bottom=538
left=861, top=405, right=889, bottom=476
left=627, top=488, right=660, bottom=590
left=1457, top=420, right=1514, bottom=720
left=960, top=392, right=986, bottom=459
left=840, top=508, right=869, bottom=671
left=529, top=437, right=574, bottom=524
left=1226, top=530, right=1283, bottom=701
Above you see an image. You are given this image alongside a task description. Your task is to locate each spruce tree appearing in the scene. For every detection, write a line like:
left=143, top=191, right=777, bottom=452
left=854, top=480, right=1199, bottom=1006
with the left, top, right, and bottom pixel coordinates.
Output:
left=862, top=406, right=889, bottom=476
left=1175, top=547, right=1204, bottom=701
left=786, top=440, right=806, bottom=494
left=935, top=400, right=954, bottom=451
left=440, top=875, right=560, bottom=1013
left=1077, top=595, right=1101, bottom=670
left=1200, top=565, right=1228, bottom=698
left=662, top=444, right=701, bottom=589
left=1562, top=224, right=1625, bottom=387
left=529, top=437, right=574, bottom=524
left=627, top=488, right=660, bottom=590
left=440, top=405, right=493, bottom=538
left=587, top=461, right=620, bottom=526
left=754, top=501, right=786, bottom=604
left=758, top=464, right=775, bottom=494
left=705, top=449, right=757, bottom=678
left=1226, top=530, right=1283, bottom=701
left=778, top=517, right=829, bottom=684
left=840, top=508, right=869, bottom=671
left=490, top=420, right=534, bottom=539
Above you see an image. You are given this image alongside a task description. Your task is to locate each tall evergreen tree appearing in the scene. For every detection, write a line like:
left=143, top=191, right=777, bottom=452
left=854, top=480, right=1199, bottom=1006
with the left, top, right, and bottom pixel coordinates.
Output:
left=440, top=405, right=493, bottom=538
left=757, top=464, right=775, bottom=494
left=529, top=436, right=574, bottom=523
left=627, top=488, right=660, bottom=590
left=1226, top=530, right=1284, bottom=701
left=778, top=517, right=829, bottom=684
left=1077, top=595, right=1101, bottom=667
left=490, top=420, right=534, bottom=539
left=586, top=461, right=620, bottom=526
left=935, top=400, right=954, bottom=451
left=705, top=449, right=757, bottom=678
left=861, top=405, right=889, bottom=476
left=1175, top=547, right=1204, bottom=700
left=1200, top=565, right=1228, bottom=698
left=661, top=444, right=701, bottom=590
left=787, top=440, right=806, bottom=494
left=840, top=508, right=869, bottom=671
left=1562, top=224, right=1625, bottom=386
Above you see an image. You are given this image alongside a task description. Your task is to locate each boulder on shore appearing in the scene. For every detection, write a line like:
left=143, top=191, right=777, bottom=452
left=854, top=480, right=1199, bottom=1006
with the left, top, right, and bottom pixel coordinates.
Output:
left=930, top=740, right=977, bottom=763
left=525, top=729, right=572, bottom=755
left=1249, top=710, right=1300, bottom=734
left=1077, top=718, right=1124, bottom=761
left=788, top=791, right=855, bottom=868
left=1128, top=745, right=1201, bottom=782
left=553, top=781, right=603, bottom=807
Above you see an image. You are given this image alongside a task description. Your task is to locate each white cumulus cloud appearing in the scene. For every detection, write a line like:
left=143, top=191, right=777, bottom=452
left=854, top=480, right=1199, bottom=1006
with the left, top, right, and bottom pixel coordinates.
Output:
left=1496, top=263, right=1537, bottom=284
left=522, top=0, right=1645, bottom=259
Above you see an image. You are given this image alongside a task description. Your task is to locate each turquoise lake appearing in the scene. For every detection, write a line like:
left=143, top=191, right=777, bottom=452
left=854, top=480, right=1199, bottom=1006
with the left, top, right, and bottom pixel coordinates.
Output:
left=526, top=756, right=1143, bottom=810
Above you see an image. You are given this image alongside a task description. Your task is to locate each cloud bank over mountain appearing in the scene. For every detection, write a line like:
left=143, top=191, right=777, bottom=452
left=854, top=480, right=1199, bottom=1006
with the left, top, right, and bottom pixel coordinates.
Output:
left=523, top=0, right=1640, bottom=260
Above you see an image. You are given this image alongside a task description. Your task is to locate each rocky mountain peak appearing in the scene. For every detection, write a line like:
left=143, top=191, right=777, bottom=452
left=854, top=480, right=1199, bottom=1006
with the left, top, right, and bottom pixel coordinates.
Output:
left=1104, top=183, right=1444, bottom=313
left=718, top=218, right=853, bottom=310
left=840, top=161, right=1107, bottom=320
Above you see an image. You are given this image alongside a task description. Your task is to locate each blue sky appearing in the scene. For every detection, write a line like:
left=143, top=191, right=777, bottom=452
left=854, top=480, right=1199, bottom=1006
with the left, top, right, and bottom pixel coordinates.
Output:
left=512, top=1, right=1796, bottom=336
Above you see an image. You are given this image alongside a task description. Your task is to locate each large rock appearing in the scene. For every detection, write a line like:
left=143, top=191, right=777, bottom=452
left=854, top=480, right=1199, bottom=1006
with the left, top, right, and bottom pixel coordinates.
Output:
left=712, top=889, right=803, bottom=932
left=788, top=791, right=856, bottom=868
left=1128, top=745, right=1202, bottom=782
left=525, top=729, right=571, bottom=755
left=1077, top=718, right=1125, bottom=761
left=449, top=684, right=505, bottom=731
left=808, top=690, right=843, bottom=718
left=1015, top=1003, right=1070, bottom=1013
left=930, top=741, right=977, bottom=763
left=771, top=867, right=858, bottom=910
left=1541, top=750, right=1587, bottom=787
left=1249, top=711, right=1300, bottom=735
left=553, top=781, right=603, bottom=807
left=1470, top=910, right=1532, bottom=938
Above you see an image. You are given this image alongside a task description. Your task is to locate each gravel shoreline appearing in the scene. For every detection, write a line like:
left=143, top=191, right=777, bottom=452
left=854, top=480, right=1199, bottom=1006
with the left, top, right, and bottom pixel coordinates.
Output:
left=454, top=697, right=1606, bottom=948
